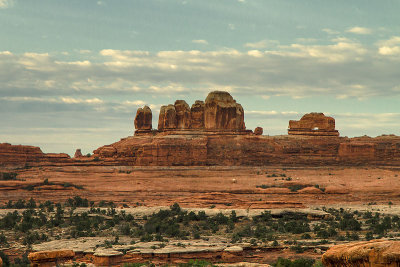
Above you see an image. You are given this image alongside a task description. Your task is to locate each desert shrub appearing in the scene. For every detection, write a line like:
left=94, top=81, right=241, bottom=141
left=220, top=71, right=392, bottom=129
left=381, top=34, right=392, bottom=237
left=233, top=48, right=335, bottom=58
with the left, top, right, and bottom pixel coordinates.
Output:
left=0, top=232, right=7, bottom=246
left=339, top=213, right=361, bottom=231
left=273, top=257, right=315, bottom=267
left=0, top=251, right=10, bottom=266
left=0, top=172, right=18, bottom=180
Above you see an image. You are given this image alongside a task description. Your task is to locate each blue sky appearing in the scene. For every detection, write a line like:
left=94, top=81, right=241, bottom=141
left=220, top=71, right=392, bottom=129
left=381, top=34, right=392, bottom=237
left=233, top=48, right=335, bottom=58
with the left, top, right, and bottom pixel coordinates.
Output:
left=1, top=0, right=400, bottom=155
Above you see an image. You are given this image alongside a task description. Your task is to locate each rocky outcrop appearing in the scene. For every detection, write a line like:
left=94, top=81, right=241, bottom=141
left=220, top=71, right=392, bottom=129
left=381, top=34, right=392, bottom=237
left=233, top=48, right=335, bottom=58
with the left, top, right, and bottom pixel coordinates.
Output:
left=288, top=113, right=339, bottom=136
left=322, top=240, right=400, bottom=266
left=0, top=143, right=71, bottom=167
left=74, top=149, right=83, bottom=158
left=204, top=91, right=245, bottom=131
left=175, top=100, right=191, bottom=129
left=191, top=100, right=205, bottom=129
left=158, top=105, right=177, bottom=130
left=28, top=250, right=75, bottom=267
left=254, top=127, right=263, bottom=136
left=134, top=105, right=152, bottom=132
left=147, top=91, right=246, bottom=134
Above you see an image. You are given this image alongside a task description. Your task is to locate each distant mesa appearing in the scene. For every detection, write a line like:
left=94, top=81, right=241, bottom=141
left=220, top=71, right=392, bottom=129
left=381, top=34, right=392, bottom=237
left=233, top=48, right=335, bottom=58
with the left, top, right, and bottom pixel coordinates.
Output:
left=288, top=112, right=339, bottom=136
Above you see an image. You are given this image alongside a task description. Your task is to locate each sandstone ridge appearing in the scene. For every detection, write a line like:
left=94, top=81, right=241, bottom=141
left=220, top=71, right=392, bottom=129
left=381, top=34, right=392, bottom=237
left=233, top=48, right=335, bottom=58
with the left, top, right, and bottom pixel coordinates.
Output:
left=322, top=240, right=400, bottom=266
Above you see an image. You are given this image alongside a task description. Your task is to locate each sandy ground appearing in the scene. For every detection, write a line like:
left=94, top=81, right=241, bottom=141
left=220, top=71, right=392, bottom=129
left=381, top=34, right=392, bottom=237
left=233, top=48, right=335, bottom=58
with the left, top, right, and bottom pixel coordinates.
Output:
left=1, top=165, right=400, bottom=210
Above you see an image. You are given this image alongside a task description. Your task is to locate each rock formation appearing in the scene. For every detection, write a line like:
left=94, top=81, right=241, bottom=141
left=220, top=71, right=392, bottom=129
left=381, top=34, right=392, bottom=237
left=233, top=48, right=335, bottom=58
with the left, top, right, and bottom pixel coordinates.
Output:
left=254, top=127, right=263, bottom=136
left=322, top=240, right=400, bottom=266
left=204, top=91, right=245, bottom=131
left=288, top=113, right=339, bottom=136
left=74, top=149, right=83, bottom=158
left=0, top=143, right=71, bottom=167
left=28, top=250, right=75, bottom=267
left=190, top=100, right=205, bottom=129
left=158, top=104, right=177, bottom=130
left=134, top=105, right=152, bottom=132
left=175, top=100, right=191, bottom=129
left=151, top=91, right=246, bottom=133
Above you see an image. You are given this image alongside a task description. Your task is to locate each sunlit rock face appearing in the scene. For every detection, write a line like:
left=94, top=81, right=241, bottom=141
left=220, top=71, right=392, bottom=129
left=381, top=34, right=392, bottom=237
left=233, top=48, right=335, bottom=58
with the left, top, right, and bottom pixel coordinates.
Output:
left=204, top=91, right=245, bottom=131
left=288, top=112, right=339, bottom=136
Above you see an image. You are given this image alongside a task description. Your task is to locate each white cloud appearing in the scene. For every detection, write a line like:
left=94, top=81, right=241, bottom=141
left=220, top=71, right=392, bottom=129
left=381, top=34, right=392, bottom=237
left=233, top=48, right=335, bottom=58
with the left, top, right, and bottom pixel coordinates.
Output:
left=192, top=39, right=208, bottom=45
left=1, top=36, right=400, bottom=102
left=377, top=36, right=400, bottom=56
left=346, top=26, right=372, bottom=35
left=0, top=0, right=13, bottom=9
left=322, top=28, right=340, bottom=35
left=244, top=40, right=269, bottom=49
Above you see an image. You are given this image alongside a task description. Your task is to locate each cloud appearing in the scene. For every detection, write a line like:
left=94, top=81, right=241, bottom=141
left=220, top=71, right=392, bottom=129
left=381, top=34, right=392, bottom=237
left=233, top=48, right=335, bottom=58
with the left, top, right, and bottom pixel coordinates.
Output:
left=0, top=0, right=13, bottom=9
left=322, top=28, right=340, bottom=35
left=346, top=26, right=372, bottom=35
left=244, top=40, right=269, bottom=49
left=192, top=39, right=209, bottom=45
left=377, top=36, right=400, bottom=56
left=1, top=36, right=400, bottom=102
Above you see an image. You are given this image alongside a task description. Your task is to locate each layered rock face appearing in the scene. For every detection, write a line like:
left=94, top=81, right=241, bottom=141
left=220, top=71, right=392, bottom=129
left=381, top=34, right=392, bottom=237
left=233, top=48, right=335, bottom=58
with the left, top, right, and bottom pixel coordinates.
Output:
left=158, top=104, right=177, bottom=130
left=288, top=113, right=339, bottom=136
left=150, top=91, right=246, bottom=133
left=94, top=134, right=400, bottom=166
left=134, top=105, right=152, bottom=132
left=190, top=100, right=205, bottom=129
left=204, top=91, right=245, bottom=131
left=322, top=240, right=400, bottom=266
left=0, top=143, right=71, bottom=167
left=175, top=100, right=191, bottom=129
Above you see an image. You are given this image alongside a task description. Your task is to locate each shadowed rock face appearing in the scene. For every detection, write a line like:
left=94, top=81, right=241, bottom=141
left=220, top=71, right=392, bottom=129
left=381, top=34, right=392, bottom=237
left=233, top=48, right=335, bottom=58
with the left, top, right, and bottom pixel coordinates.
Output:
left=288, top=113, right=339, bottom=136
left=322, top=240, right=400, bottom=267
left=158, top=104, right=177, bottom=130
left=190, top=100, right=205, bottom=129
left=134, top=106, right=152, bottom=131
left=175, top=100, right=191, bottom=129
left=204, top=91, right=245, bottom=131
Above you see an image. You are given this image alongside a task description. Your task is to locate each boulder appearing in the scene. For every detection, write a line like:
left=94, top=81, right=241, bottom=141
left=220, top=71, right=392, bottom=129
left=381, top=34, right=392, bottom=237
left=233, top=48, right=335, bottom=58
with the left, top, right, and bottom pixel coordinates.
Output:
left=74, top=149, right=83, bottom=158
left=174, top=100, right=191, bottom=129
left=134, top=105, right=152, bottom=131
left=191, top=100, right=205, bottom=129
left=28, top=250, right=75, bottom=266
left=204, top=91, right=245, bottom=131
left=322, top=240, right=400, bottom=267
left=288, top=112, right=339, bottom=136
left=254, top=127, right=263, bottom=135
left=158, top=105, right=177, bottom=130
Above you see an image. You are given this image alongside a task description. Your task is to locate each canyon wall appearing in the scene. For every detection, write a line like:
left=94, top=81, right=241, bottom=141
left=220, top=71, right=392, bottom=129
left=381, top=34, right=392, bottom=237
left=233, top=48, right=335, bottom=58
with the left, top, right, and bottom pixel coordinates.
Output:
left=93, top=134, right=400, bottom=166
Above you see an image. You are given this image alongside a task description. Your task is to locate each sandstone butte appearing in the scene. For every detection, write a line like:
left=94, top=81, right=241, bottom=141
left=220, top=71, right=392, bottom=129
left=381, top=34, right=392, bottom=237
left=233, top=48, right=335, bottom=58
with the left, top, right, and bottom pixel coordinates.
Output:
left=28, top=250, right=75, bottom=267
left=2, top=90, right=400, bottom=167
left=322, top=240, right=400, bottom=267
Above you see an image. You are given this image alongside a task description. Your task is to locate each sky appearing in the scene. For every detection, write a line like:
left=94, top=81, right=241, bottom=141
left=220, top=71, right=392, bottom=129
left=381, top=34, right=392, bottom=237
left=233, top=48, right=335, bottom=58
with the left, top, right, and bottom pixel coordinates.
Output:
left=1, top=0, right=400, bottom=155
